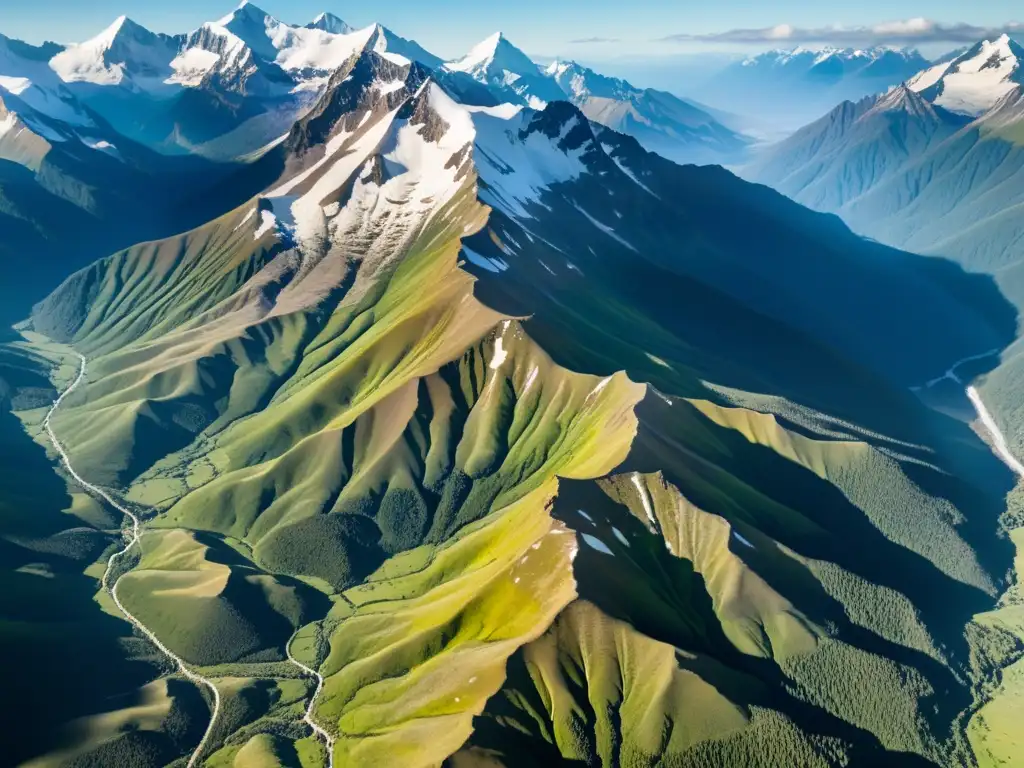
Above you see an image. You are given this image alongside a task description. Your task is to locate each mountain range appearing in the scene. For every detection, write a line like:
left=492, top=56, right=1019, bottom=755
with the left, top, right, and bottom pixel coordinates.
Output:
left=2, top=4, right=749, bottom=163
left=3, top=5, right=1024, bottom=768
left=0, top=2, right=755, bottom=330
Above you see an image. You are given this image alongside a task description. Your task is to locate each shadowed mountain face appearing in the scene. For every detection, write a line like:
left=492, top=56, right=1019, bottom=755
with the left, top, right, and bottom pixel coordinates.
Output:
left=6, top=23, right=1020, bottom=767
left=0, top=84, right=240, bottom=332
left=737, top=56, right=1024, bottom=765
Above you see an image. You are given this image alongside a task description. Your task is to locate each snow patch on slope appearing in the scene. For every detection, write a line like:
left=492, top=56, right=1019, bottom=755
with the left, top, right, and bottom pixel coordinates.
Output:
left=600, top=142, right=657, bottom=195
left=0, top=40, right=95, bottom=127
left=471, top=105, right=590, bottom=218
left=253, top=210, right=278, bottom=240
left=581, top=533, right=614, bottom=555
left=490, top=321, right=512, bottom=370
left=0, top=112, right=17, bottom=139
left=463, top=247, right=509, bottom=273
left=573, top=203, right=638, bottom=252
left=166, top=47, right=220, bottom=87
left=631, top=473, right=658, bottom=530
left=906, top=61, right=952, bottom=93
left=733, top=530, right=756, bottom=549
left=81, top=136, right=123, bottom=160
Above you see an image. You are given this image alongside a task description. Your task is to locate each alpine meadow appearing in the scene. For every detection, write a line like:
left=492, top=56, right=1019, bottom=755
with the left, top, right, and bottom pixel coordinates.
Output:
left=2, top=2, right=1024, bottom=767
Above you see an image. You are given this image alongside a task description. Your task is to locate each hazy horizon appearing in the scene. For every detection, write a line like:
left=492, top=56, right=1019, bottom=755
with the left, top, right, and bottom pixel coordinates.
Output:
left=1, top=0, right=1018, bottom=63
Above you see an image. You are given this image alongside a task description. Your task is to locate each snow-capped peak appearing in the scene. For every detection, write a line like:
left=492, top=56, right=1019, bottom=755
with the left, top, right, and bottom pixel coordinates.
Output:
left=544, top=59, right=637, bottom=103
left=362, top=25, right=443, bottom=69
left=544, top=59, right=597, bottom=98
left=366, top=25, right=410, bottom=66
left=445, top=32, right=540, bottom=80
left=49, top=15, right=179, bottom=87
left=69, top=15, right=155, bottom=49
left=97, top=15, right=131, bottom=44
left=216, top=1, right=271, bottom=27
left=447, top=31, right=503, bottom=71
left=190, top=11, right=377, bottom=79
left=908, top=34, right=1024, bottom=116
left=545, top=59, right=578, bottom=78
left=468, top=32, right=503, bottom=57
left=306, top=12, right=353, bottom=35
left=213, top=2, right=283, bottom=62
left=866, top=83, right=938, bottom=119
left=443, top=31, right=563, bottom=107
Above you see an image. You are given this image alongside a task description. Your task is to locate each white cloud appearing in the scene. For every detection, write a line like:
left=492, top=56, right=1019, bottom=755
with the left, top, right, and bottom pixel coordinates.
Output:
left=661, top=19, right=1024, bottom=46
left=766, top=24, right=794, bottom=41
left=569, top=36, right=621, bottom=44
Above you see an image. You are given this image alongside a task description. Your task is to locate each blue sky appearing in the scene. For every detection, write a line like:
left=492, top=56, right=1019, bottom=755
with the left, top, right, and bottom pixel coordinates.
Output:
left=2, top=0, right=1021, bottom=60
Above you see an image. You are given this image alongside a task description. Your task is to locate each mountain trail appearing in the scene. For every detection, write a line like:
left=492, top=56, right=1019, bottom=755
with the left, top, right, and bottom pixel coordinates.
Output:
left=286, top=634, right=335, bottom=767
left=43, top=352, right=221, bottom=768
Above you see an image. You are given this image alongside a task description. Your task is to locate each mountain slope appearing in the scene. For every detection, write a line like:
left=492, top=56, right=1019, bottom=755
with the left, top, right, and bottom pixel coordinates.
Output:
left=741, top=86, right=971, bottom=211
left=544, top=60, right=750, bottom=164
left=12, top=33, right=1022, bottom=768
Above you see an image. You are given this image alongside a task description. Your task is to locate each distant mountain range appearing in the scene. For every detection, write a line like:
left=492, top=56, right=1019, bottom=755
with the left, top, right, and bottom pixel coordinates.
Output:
left=691, top=46, right=933, bottom=129
left=0, top=4, right=748, bottom=164
left=439, top=33, right=751, bottom=164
